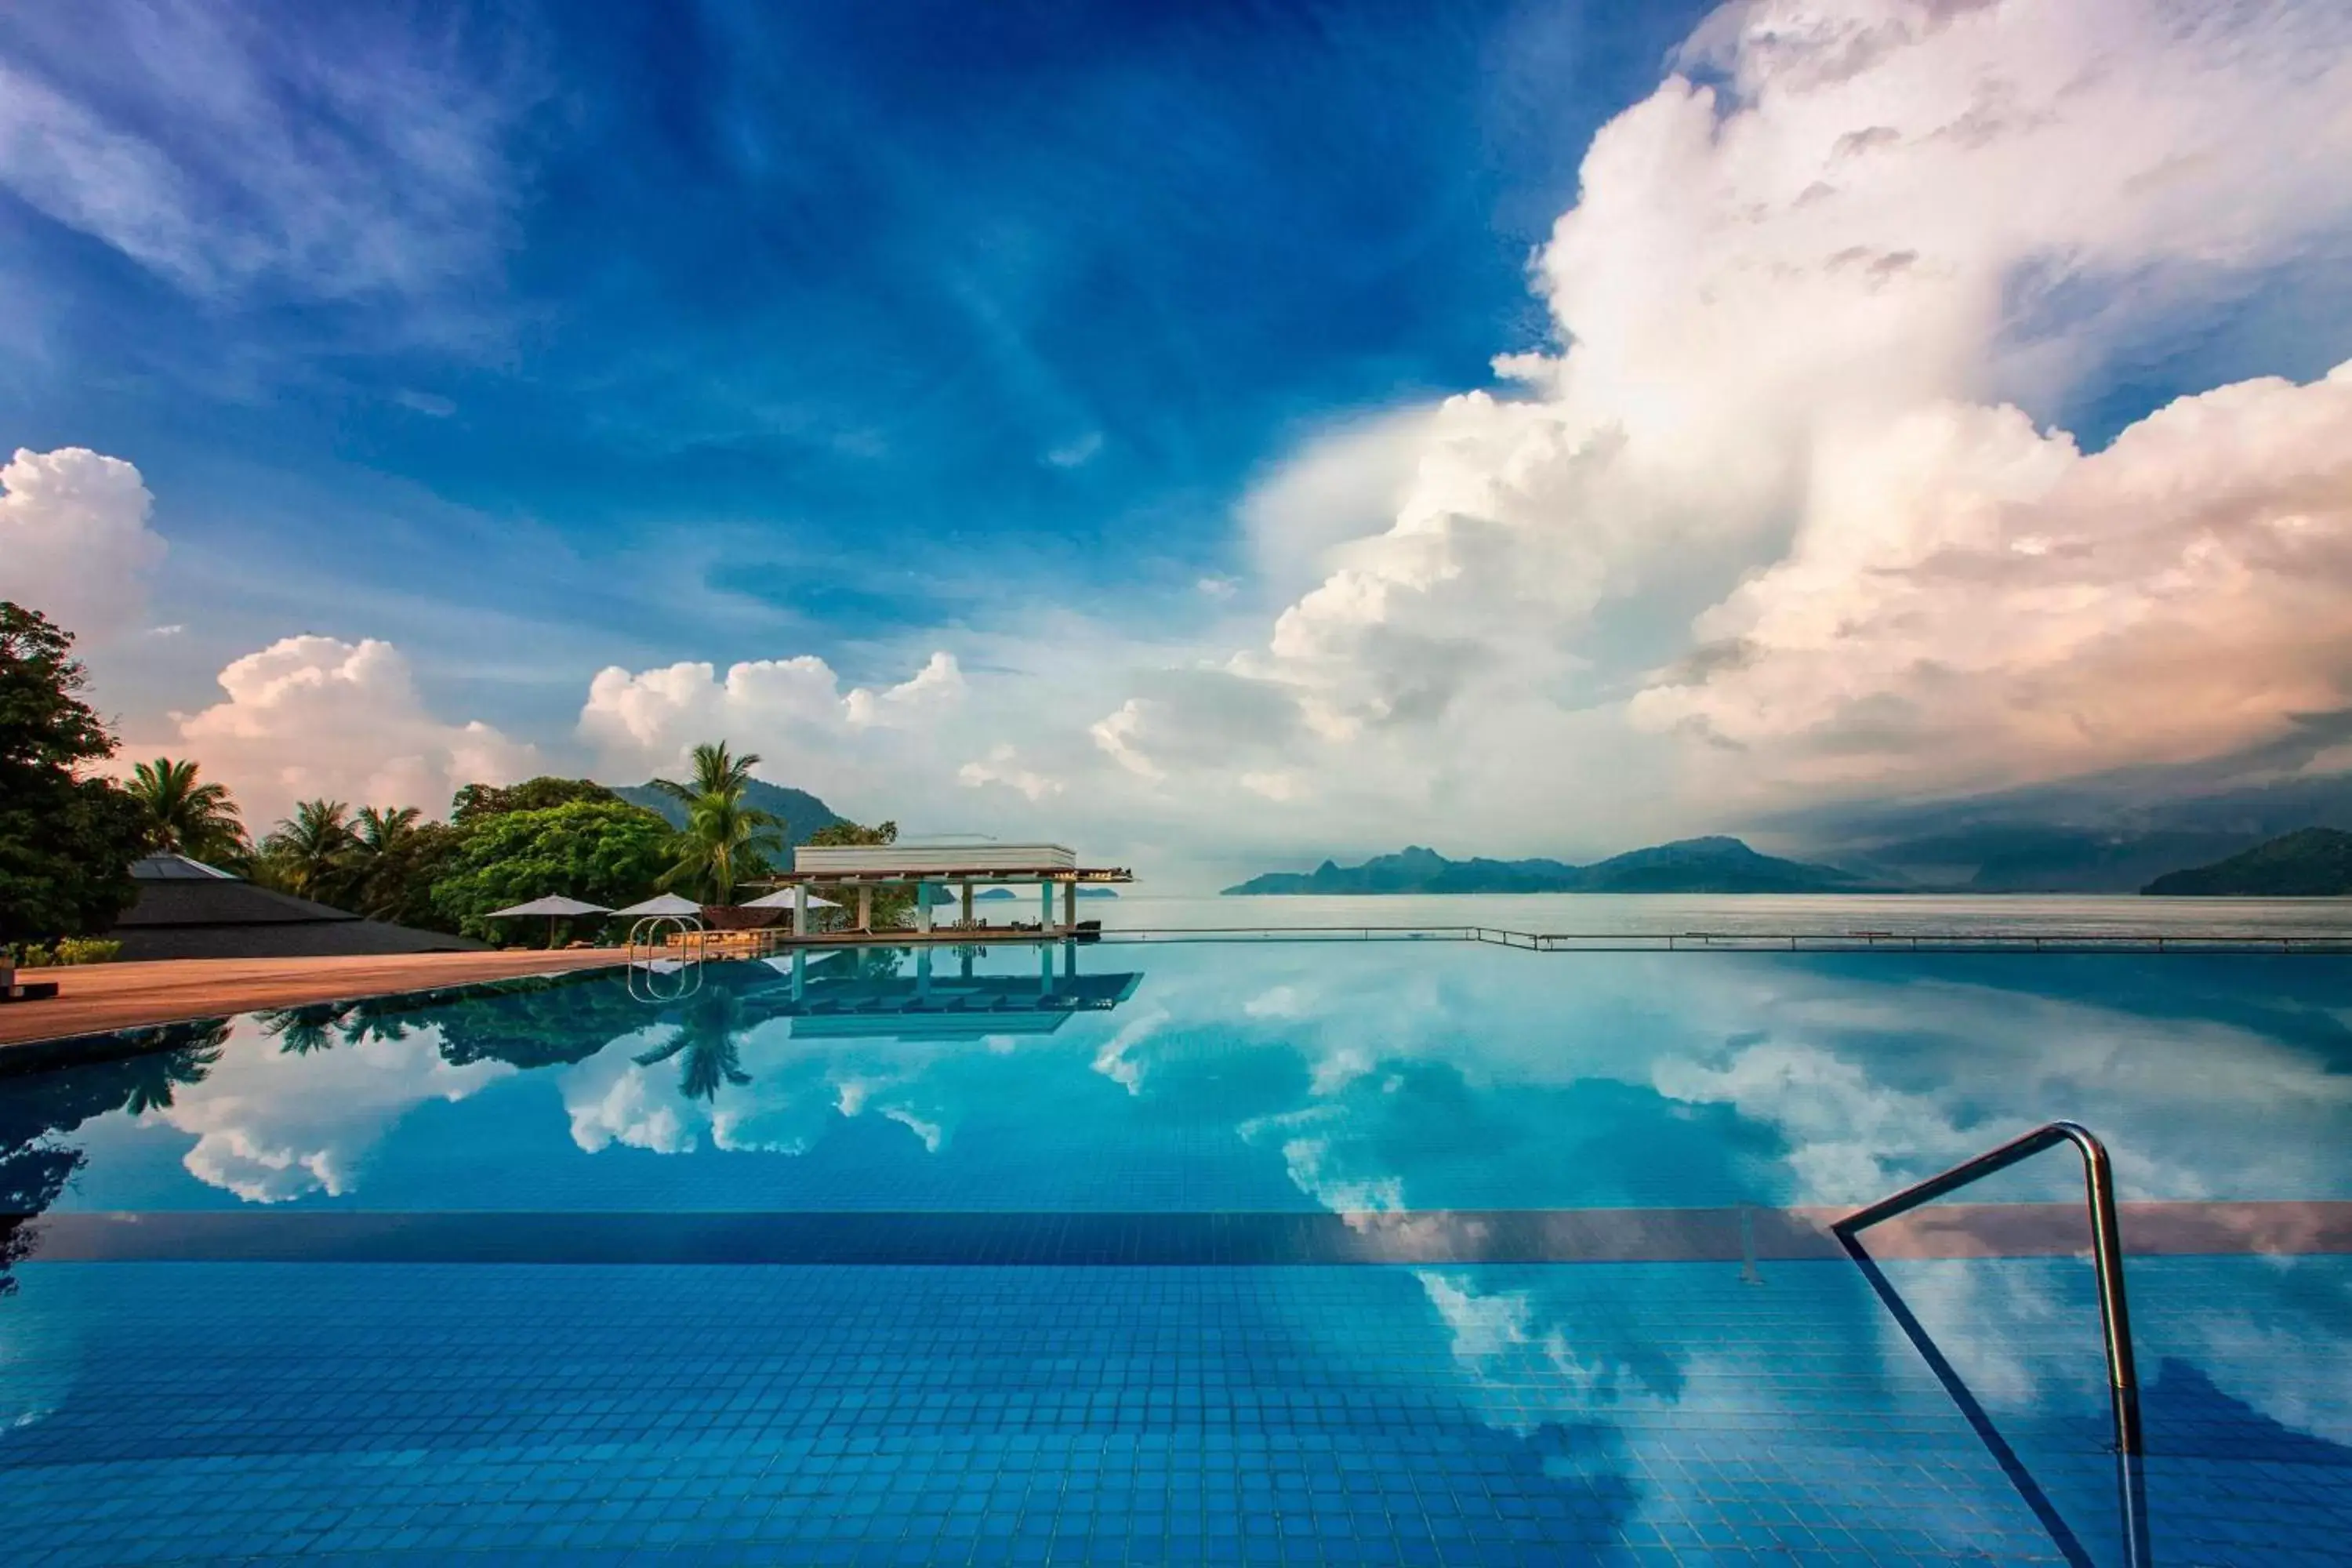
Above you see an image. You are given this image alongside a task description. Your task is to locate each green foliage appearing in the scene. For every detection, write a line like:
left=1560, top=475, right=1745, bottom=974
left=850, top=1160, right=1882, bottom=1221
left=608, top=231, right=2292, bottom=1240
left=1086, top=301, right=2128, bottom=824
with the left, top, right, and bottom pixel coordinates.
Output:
left=11, top=937, right=122, bottom=967
left=352, top=814, right=463, bottom=931
left=430, top=798, right=672, bottom=941
left=655, top=742, right=786, bottom=904
left=0, top=603, right=147, bottom=947
left=126, top=757, right=248, bottom=862
left=804, top=818, right=898, bottom=848
left=451, top=776, right=616, bottom=824
left=258, top=799, right=362, bottom=904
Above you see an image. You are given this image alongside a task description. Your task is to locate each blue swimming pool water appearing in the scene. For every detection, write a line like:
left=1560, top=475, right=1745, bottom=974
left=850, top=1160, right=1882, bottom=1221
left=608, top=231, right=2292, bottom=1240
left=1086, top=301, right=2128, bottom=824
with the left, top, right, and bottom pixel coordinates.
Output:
left=4, top=942, right=2350, bottom=1564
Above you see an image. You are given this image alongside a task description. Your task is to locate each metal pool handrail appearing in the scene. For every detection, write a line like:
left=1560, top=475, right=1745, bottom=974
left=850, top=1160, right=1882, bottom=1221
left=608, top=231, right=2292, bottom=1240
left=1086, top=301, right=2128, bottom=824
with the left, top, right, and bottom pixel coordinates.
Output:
left=1833, top=1120, right=2141, bottom=1457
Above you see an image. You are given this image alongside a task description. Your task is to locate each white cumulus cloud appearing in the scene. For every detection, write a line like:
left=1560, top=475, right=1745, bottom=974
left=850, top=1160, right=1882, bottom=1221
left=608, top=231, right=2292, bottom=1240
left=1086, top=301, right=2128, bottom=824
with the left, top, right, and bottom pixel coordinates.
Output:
left=959, top=744, right=1063, bottom=801
left=148, top=635, right=539, bottom=826
left=0, top=446, right=165, bottom=640
left=1080, top=0, right=2352, bottom=833
left=1630, top=365, right=2352, bottom=795
left=579, top=648, right=965, bottom=788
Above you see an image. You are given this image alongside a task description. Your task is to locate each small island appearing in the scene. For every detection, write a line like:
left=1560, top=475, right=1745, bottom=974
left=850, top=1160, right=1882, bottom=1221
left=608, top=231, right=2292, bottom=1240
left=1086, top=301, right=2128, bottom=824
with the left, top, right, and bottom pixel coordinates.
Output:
left=2141, top=829, right=2352, bottom=896
left=1224, top=837, right=1879, bottom=895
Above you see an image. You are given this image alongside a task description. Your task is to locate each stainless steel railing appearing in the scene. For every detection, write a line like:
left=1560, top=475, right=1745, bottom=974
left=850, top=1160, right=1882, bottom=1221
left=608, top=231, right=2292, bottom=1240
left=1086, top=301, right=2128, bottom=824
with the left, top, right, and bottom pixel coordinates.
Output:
left=1834, top=1120, right=2141, bottom=1455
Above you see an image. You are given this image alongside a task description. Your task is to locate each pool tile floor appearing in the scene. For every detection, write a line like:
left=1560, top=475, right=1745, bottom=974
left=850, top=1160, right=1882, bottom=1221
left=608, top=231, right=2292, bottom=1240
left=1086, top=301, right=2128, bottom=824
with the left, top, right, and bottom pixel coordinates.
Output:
left=3, top=1254, right=2346, bottom=1565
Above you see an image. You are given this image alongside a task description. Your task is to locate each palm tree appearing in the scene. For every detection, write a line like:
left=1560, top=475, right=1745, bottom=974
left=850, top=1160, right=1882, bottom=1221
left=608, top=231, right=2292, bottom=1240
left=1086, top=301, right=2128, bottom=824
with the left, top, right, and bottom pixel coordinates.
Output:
left=126, top=757, right=246, bottom=862
left=653, top=742, right=786, bottom=904
left=652, top=741, right=761, bottom=809
left=262, top=800, right=360, bottom=902
left=354, top=804, right=421, bottom=855
left=345, top=804, right=421, bottom=916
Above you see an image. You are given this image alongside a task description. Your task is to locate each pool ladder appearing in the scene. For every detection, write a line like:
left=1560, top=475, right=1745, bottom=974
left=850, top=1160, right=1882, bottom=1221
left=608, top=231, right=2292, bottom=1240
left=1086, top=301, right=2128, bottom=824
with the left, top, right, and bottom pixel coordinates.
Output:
left=1839, top=1121, right=2149, bottom=1567
left=626, top=914, right=706, bottom=1001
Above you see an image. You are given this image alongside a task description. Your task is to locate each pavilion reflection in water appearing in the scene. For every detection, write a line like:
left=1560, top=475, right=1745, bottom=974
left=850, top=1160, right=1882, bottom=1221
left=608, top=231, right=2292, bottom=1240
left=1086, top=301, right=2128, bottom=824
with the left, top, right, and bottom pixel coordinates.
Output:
left=739, top=944, right=1142, bottom=1040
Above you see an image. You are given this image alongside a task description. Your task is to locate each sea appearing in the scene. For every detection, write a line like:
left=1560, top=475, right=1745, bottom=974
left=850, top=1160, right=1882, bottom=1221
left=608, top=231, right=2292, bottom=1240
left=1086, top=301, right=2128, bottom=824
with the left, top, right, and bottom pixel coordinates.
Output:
left=1096, top=891, right=2352, bottom=938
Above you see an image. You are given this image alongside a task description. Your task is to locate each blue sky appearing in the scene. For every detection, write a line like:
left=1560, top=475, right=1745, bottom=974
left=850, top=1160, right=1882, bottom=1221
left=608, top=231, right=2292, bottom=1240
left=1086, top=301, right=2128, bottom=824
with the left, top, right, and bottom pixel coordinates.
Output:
left=0, top=0, right=1707, bottom=722
left=4, top=0, right=2350, bottom=875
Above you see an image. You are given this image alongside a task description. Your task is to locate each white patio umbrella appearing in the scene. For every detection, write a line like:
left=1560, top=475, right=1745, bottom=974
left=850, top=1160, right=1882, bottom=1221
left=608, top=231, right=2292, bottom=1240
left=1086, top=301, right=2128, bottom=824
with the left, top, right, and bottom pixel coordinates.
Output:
left=484, top=894, right=612, bottom=948
left=612, top=892, right=703, bottom=918
left=742, top=888, right=840, bottom=909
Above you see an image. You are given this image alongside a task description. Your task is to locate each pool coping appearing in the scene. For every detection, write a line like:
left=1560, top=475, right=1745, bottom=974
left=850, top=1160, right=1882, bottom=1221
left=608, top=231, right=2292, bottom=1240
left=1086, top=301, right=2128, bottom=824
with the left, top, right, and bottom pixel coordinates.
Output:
left=16, top=1200, right=2350, bottom=1266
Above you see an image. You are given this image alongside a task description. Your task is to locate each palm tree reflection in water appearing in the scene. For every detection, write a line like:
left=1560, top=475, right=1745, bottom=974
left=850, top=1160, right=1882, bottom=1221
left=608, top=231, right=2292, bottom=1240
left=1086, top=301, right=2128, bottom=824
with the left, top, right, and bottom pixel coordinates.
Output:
left=118, top=1033, right=229, bottom=1115
left=632, top=986, right=752, bottom=1102
left=258, top=1003, right=357, bottom=1056
left=0, top=1019, right=230, bottom=1290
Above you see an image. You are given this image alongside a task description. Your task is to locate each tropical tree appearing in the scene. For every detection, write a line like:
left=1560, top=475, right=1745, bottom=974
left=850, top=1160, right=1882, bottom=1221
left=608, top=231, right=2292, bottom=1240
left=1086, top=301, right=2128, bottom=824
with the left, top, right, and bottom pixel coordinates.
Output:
left=450, top=776, right=616, bottom=824
left=0, top=603, right=148, bottom=950
left=260, top=800, right=361, bottom=902
left=354, top=804, right=421, bottom=855
left=430, top=798, right=672, bottom=941
left=652, top=742, right=760, bottom=809
left=125, top=757, right=248, bottom=862
left=350, top=811, right=463, bottom=930
left=653, top=742, right=786, bottom=904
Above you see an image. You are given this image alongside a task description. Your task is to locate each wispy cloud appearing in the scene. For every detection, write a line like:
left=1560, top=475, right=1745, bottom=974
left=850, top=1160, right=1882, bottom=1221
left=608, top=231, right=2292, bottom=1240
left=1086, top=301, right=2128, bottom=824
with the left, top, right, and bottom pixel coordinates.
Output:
left=0, top=2, right=541, bottom=304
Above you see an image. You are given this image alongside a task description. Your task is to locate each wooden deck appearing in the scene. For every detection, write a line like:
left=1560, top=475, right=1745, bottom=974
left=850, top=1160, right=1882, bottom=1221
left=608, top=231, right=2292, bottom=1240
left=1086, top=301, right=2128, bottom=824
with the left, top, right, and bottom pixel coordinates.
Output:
left=0, top=949, right=629, bottom=1050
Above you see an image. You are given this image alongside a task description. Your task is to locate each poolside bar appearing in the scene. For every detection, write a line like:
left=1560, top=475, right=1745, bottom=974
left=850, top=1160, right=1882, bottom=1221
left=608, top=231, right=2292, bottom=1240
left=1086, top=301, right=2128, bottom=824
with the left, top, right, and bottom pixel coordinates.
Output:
left=751, top=842, right=1132, bottom=942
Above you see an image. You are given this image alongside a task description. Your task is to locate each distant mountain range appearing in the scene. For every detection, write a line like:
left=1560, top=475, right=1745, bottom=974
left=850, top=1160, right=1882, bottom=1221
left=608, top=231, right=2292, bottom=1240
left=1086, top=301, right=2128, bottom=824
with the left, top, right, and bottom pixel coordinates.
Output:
left=2143, top=829, right=2352, bottom=895
left=608, top=779, right=846, bottom=846
left=1770, top=756, right=2352, bottom=891
left=1224, top=838, right=1880, bottom=895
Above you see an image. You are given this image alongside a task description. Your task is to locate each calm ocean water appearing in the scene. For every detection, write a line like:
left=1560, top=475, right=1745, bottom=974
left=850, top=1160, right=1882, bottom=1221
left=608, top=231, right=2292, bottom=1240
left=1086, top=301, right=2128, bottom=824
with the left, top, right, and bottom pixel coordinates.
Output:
left=1100, top=891, right=2352, bottom=937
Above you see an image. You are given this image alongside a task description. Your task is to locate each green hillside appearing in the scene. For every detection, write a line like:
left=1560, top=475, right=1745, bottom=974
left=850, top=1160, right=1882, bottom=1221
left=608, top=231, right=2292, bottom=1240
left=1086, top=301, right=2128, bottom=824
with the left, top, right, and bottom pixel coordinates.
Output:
left=607, top=779, right=846, bottom=848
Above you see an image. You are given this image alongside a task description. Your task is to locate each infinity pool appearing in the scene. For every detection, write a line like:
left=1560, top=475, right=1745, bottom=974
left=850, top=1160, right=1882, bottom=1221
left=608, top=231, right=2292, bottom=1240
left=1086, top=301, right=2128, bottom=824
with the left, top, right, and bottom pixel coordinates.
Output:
left=4, top=942, right=2349, bottom=1564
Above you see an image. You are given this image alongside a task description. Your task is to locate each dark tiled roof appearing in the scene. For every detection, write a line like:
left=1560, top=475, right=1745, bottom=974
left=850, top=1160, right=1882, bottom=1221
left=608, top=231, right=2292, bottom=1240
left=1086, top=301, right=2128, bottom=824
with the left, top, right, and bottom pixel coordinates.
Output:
left=107, top=863, right=488, bottom=958
left=111, top=920, right=486, bottom=961
left=115, top=880, right=365, bottom=928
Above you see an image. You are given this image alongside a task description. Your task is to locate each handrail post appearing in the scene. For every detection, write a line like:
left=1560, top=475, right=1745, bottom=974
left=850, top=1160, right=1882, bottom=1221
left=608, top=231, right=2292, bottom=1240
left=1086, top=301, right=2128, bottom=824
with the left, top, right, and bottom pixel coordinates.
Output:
left=1834, top=1120, right=2143, bottom=1457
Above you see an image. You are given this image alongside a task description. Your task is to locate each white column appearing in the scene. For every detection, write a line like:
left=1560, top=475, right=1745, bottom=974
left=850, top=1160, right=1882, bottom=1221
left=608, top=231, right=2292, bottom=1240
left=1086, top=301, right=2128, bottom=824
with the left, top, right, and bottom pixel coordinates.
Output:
left=917, top=880, right=934, bottom=934
left=1040, top=880, right=1053, bottom=931
left=793, top=884, right=809, bottom=937
left=857, top=884, right=873, bottom=932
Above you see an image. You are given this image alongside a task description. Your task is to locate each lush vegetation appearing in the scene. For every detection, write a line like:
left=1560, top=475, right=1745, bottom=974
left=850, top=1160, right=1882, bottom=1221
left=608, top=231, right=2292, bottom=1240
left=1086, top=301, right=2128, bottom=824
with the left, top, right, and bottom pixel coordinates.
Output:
left=431, top=798, right=677, bottom=940
left=4, top=601, right=924, bottom=953
left=126, top=757, right=249, bottom=862
left=13, top=938, right=125, bottom=967
left=0, top=603, right=150, bottom=953
left=652, top=742, right=786, bottom=904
